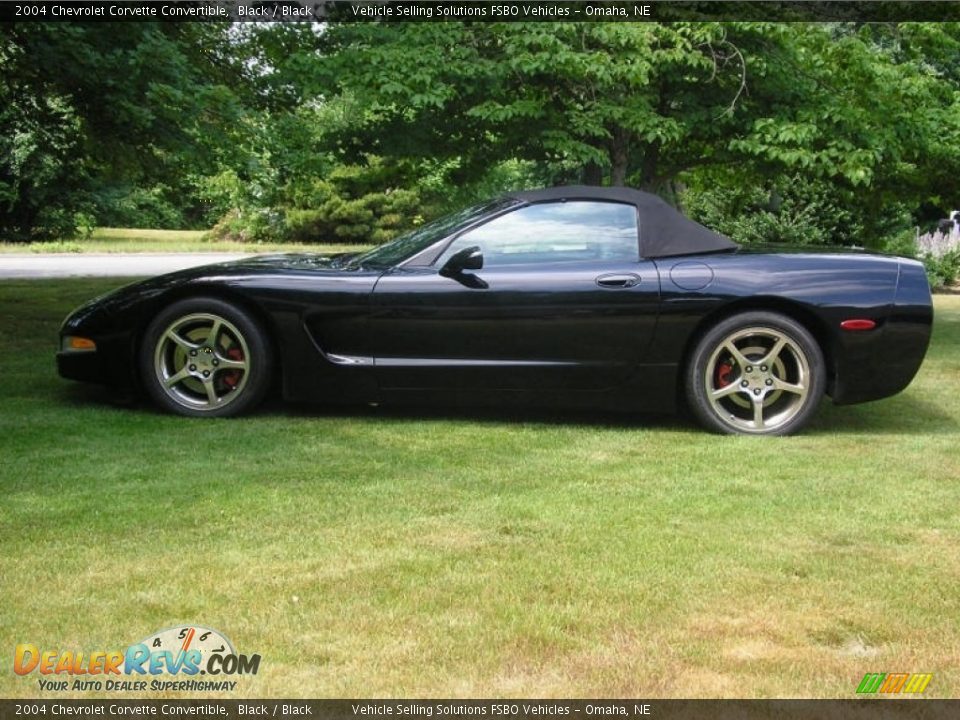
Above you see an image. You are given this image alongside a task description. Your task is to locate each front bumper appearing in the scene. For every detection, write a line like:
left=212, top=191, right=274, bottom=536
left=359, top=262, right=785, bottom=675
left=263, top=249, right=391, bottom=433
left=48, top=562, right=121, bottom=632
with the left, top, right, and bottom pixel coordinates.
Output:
left=57, top=349, right=113, bottom=385
left=56, top=331, right=139, bottom=390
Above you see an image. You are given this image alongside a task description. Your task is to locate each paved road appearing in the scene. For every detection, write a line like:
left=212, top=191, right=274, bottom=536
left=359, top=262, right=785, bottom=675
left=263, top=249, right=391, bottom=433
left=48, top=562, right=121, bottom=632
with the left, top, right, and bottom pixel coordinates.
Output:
left=0, top=253, right=252, bottom=279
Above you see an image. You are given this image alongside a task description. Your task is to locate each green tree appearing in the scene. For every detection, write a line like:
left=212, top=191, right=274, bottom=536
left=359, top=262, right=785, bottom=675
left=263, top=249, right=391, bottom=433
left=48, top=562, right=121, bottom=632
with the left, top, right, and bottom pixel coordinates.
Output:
left=316, top=22, right=753, bottom=190
left=0, top=23, right=248, bottom=238
left=315, top=22, right=960, bottom=239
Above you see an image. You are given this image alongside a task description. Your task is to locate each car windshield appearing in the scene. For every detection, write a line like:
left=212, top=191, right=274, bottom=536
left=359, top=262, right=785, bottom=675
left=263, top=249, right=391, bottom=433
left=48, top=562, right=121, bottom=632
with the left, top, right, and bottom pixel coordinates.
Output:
left=343, top=198, right=518, bottom=269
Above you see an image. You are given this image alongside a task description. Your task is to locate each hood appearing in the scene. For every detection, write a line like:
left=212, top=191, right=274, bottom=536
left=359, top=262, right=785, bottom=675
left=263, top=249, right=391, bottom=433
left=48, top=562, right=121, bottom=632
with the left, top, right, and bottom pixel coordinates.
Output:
left=62, top=252, right=364, bottom=329
left=200, top=251, right=359, bottom=273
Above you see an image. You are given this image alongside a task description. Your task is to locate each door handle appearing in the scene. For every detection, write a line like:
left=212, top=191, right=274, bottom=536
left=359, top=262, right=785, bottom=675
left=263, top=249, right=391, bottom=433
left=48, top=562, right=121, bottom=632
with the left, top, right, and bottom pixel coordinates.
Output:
left=596, top=273, right=640, bottom=289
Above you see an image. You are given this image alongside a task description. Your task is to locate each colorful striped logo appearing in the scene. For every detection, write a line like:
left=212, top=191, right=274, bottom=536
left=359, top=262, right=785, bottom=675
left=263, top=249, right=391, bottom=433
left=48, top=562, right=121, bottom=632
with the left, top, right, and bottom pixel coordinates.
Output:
left=856, top=673, right=933, bottom=694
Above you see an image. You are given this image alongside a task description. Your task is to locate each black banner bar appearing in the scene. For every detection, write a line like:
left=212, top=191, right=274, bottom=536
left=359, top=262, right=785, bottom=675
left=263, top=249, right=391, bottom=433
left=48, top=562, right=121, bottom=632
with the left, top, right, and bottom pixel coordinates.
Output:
left=2, top=700, right=960, bottom=720
left=3, top=1, right=960, bottom=23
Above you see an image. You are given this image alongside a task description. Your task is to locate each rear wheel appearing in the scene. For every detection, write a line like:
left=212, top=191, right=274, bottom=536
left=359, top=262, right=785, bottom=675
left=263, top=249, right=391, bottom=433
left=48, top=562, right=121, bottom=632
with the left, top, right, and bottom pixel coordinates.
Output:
left=140, top=297, right=272, bottom=417
left=686, top=311, right=825, bottom=436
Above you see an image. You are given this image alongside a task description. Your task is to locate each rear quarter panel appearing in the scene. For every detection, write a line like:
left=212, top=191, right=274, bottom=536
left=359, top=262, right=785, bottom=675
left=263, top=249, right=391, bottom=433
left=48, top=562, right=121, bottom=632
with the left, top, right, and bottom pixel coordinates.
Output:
left=651, top=252, right=933, bottom=405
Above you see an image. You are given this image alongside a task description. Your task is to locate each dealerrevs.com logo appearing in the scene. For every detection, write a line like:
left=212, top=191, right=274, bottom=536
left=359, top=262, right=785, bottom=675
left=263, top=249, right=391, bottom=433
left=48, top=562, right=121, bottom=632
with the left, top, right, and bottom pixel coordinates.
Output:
left=14, top=626, right=261, bottom=693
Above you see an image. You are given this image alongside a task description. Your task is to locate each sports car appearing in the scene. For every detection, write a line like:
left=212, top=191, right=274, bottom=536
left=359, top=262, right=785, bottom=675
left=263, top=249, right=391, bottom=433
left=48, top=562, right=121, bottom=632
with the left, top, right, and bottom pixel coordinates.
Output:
left=57, top=186, right=934, bottom=435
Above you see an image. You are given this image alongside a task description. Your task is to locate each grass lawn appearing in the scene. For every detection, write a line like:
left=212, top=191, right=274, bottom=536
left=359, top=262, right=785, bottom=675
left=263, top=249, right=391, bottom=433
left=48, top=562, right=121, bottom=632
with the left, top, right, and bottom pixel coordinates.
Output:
left=0, top=228, right=370, bottom=255
left=0, top=279, right=958, bottom=699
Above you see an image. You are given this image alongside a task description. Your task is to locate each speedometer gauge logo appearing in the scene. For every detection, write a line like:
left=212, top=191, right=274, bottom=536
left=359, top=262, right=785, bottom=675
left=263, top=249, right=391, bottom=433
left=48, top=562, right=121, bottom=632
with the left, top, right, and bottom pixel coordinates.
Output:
left=128, top=625, right=258, bottom=677
left=139, top=625, right=235, bottom=663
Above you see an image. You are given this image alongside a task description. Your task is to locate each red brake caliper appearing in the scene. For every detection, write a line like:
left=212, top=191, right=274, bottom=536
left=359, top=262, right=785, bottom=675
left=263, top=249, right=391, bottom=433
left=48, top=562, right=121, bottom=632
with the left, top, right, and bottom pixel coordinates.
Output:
left=223, top=347, right=244, bottom=389
left=717, top=362, right=733, bottom=388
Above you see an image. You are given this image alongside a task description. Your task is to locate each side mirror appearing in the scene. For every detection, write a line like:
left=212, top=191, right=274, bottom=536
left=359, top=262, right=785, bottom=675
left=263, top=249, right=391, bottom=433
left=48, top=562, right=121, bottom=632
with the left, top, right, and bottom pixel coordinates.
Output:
left=440, top=246, right=483, bottom=277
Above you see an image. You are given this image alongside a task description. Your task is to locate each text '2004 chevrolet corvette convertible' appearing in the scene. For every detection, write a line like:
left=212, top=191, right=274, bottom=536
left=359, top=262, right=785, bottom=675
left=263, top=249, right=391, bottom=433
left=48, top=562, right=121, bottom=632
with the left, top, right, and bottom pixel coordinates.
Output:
left=58, top=186, right=933, bottom=435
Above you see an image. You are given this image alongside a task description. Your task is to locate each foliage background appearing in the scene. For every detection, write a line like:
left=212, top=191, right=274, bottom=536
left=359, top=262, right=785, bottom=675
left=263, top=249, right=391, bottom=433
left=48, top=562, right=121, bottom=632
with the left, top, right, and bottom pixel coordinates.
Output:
left=2, top=21, right=959, bottom=282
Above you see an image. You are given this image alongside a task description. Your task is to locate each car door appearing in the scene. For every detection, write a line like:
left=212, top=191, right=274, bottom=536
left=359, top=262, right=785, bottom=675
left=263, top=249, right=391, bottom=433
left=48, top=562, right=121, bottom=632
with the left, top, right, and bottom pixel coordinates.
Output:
left=368, top=200, right=661, bottom=392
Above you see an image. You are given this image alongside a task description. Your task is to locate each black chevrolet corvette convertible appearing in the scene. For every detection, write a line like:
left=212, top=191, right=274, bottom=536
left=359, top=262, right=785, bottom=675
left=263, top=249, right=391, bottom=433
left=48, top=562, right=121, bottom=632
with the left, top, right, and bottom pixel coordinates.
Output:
left=58, top=186, right=933, bottom=435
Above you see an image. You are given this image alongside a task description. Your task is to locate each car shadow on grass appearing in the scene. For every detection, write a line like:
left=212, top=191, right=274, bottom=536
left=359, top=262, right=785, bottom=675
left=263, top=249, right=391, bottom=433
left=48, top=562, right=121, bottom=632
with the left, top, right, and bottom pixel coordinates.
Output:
left=282, top=399, right=694, bottom=432
left=59, top=383, right=141, bottom=410
left=278, top=395, right=958, bottom=436
left=59, top=384, right=955, bottom=436
left=59, top=382, right=694, bottom=433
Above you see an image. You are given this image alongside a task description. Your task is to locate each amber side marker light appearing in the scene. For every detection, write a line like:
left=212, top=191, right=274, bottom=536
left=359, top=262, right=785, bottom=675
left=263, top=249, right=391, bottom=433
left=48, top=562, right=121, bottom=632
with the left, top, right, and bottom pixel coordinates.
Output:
left=63, top=336, right=96, bottom=351
left=840, top=319, right=877, bottom=331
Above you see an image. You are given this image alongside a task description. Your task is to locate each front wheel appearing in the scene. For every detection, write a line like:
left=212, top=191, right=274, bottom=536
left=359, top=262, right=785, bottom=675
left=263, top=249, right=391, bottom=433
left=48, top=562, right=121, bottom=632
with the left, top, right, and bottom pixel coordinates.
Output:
left=686, top=311, right=825, bottom=436
left=140, top=297, right=273, bottom=417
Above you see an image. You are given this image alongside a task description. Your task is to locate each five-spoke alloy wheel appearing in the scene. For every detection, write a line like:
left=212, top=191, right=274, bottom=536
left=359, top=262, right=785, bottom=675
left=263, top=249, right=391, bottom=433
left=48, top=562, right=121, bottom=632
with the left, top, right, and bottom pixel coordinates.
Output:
left=141, top=298, right=272, bottom=417
left=686, top=312, right=825, bottom=436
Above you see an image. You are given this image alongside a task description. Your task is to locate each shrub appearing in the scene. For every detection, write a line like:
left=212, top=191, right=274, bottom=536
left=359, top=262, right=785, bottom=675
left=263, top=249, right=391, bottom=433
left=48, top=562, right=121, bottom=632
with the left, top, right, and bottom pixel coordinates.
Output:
left=94, top=186, right=185, bottom=229
left=211, top=164, right=425, bottom=245
left=922, top=251, right=960, bottom=289
left=682, top=172, right=910, bottom=249
left=30, top=207, right=94, bottom=241
left=916, top=227, right=960, bottom=289
left=283, top=208, right=329, bottom=243
left=881, top=229, right=919, bottom=259
left=208, top=208, right=287, bottom=244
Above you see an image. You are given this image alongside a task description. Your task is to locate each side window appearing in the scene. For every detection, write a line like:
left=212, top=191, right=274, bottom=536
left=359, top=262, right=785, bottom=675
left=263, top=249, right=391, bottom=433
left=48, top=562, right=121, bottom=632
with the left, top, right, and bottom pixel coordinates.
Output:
left=436, top=201, right=639, bottom=267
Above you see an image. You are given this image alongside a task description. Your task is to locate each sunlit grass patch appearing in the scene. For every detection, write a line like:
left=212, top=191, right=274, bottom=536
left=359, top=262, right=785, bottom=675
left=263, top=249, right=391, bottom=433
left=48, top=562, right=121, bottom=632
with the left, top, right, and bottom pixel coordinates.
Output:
left=0, top=282, right=958, bottom=698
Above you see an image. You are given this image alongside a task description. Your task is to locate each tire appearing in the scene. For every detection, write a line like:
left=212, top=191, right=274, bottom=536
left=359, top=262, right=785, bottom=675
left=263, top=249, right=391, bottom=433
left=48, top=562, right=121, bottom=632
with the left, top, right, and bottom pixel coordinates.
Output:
left=685, top=311, right=825, bottom=436
left=139, top=297, right=273, bottom=418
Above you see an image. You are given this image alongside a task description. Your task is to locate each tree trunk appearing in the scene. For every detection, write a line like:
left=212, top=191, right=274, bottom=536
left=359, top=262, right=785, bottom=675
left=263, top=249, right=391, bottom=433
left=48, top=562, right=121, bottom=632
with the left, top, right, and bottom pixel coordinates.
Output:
left=14, top=189, right=38, bottom=241
left=582, top=162, right=603, bottom=186
left=639, top=141, right=661, bottom=193
left=610, top=129, right=629, bottom=187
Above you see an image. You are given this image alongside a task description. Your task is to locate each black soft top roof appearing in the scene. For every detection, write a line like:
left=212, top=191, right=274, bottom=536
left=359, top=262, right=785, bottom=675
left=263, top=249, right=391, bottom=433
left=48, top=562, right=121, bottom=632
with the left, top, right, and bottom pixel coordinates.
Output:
left=505, top=185, right=737, bottom=258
